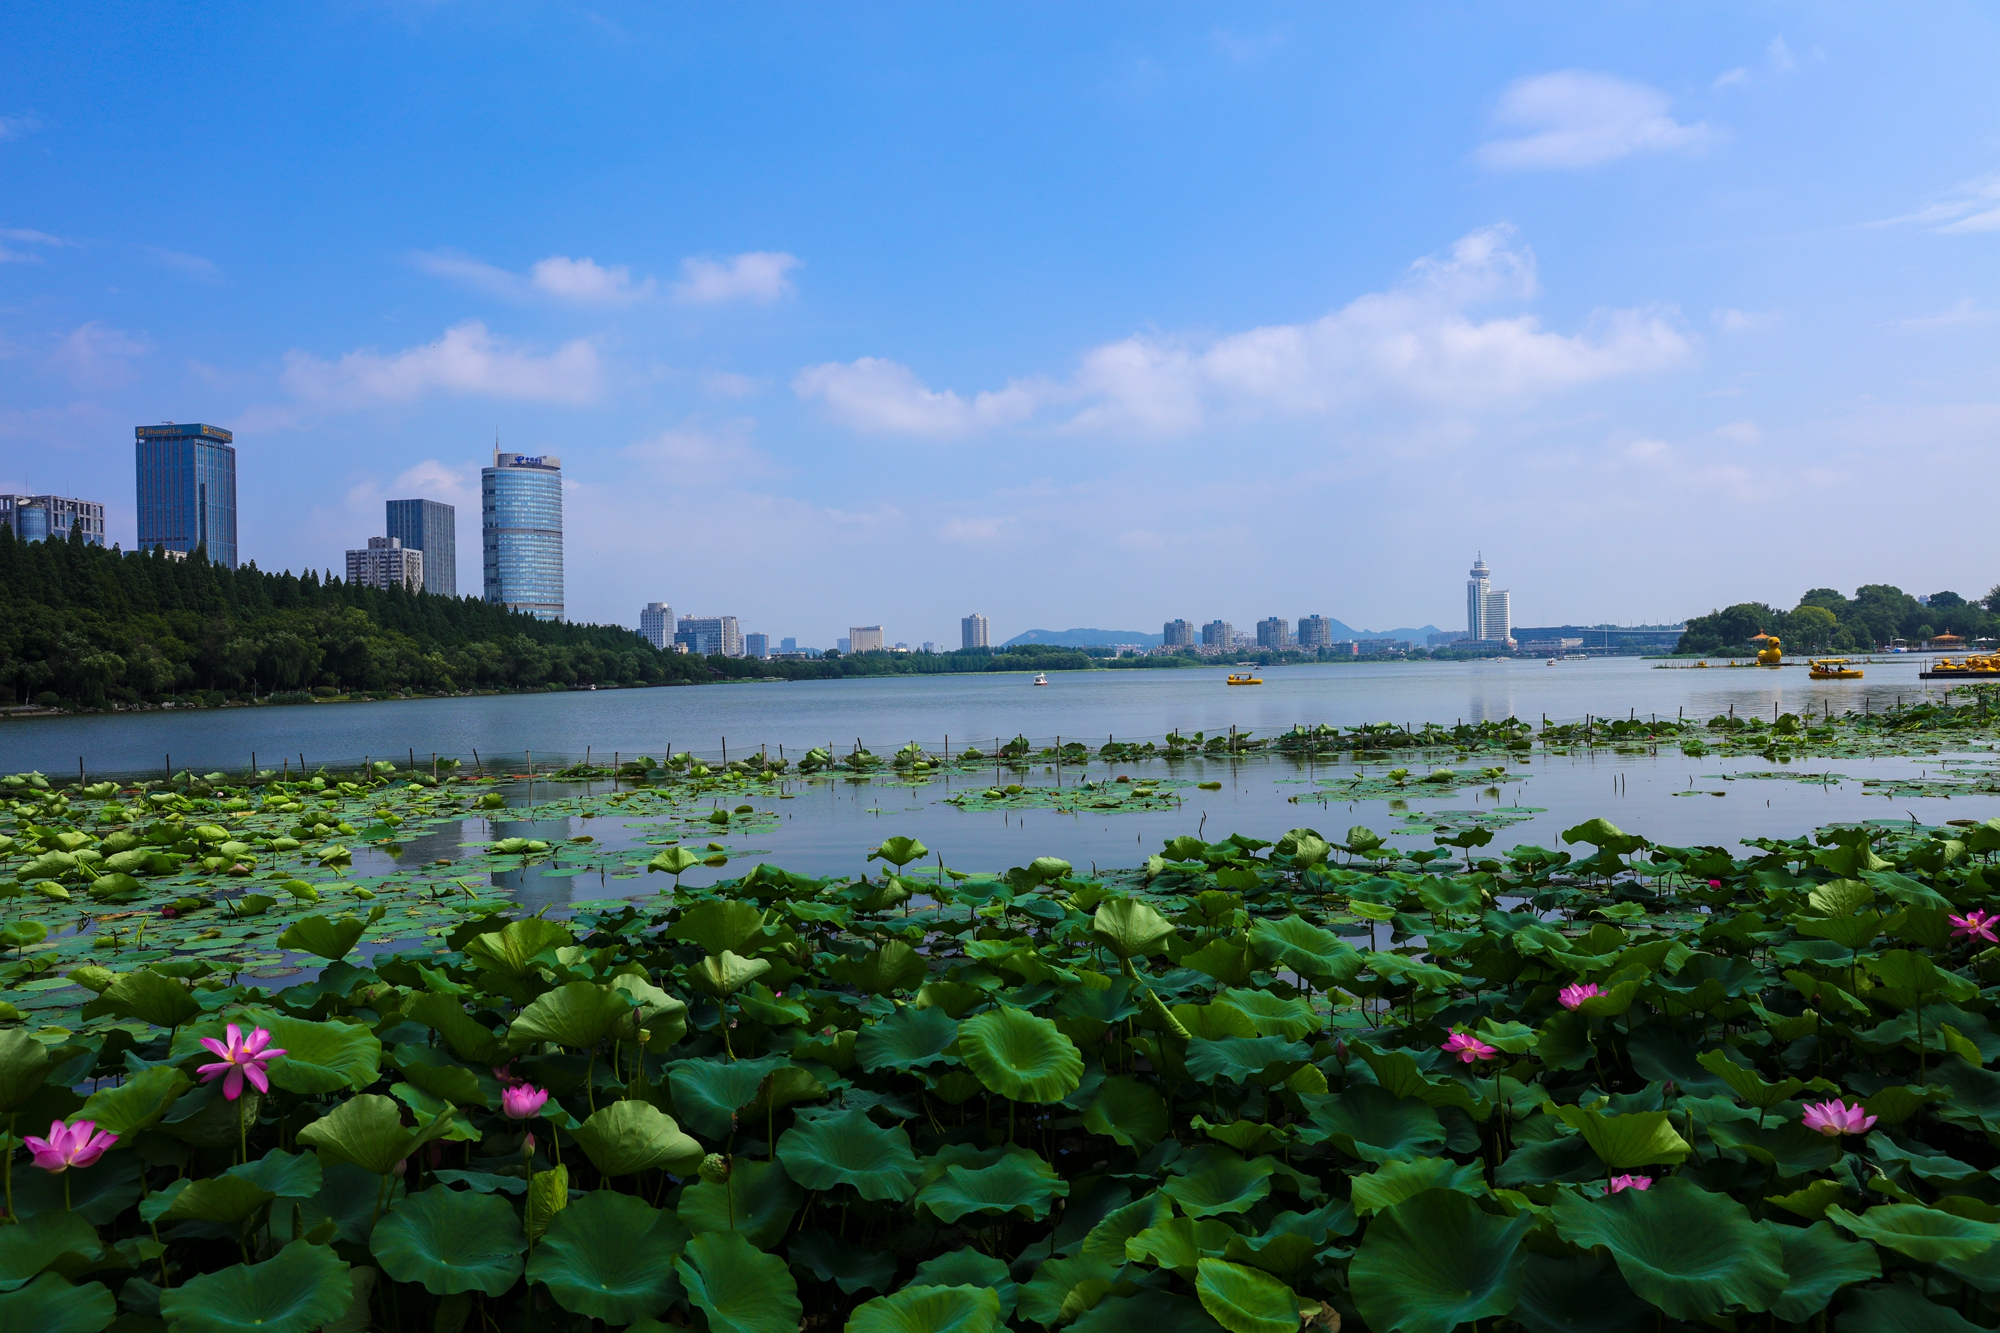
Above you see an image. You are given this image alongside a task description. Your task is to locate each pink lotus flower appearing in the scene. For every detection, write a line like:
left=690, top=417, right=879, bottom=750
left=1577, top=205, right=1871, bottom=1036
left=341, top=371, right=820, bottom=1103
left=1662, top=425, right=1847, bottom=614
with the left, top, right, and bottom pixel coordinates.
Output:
left=1802, top=1098, right=1877, bottom=1137
left=501, top=1083, right=549, bottom=1120
left=196, top=1024, right=286, bottom=1100
left=1608, top=1174, right=1652, bottom=1193
left=24, top=1119, right=117, bottom=1173
left=492, top=1062, right=520, bottom=1086
left=1708, top=880, right=1721, bottom=889
left=1559, top=983, right=1602, bottom=1010
left=1951, top=910, right=1999, bottom=943
left=1442, top=1032, right=1498, bottom=1063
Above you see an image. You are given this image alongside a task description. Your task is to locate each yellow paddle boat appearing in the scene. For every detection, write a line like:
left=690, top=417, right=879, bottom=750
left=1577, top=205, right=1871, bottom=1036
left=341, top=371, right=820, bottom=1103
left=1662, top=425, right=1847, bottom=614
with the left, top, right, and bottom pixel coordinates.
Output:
left=1808, top=658, right=1863, bottom=680
left=1225, top=673, right=1263, bottom=686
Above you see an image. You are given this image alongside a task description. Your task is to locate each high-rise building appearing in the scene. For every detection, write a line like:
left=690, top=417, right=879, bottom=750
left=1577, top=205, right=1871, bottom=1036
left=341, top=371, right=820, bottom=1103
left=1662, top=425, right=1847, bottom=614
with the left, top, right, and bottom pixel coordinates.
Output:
left=676, top=616, right=742, bottom=657
left=1, top=495, right=105, bottom=546
left=345, top=536, right=424, bottom=592
left=849, top=625, right=885, bottom=654
left=745, top=632, right=770, bottom=659
left=1163, top=619, right=1194, bottom=648
left=1201, top=620, right=1233, bottom=649
left=837, top=638, right=851, bottom=653
left=1466, top=555, right=1513, bottom=643
left=136, top=423, right=237, bottom=568
left=385, top=499, right=456, bottom=598
left=1256, top=617, right=1292, bottom=650
left=962, top=613, right=990, bottom=650
left=1298, top=615, right=1332, bottom=648
left=780, top=638, right=798, bottom=653
left=639, top=602, right=674, bottom=649
left=482, top=450, right=563, bottom=620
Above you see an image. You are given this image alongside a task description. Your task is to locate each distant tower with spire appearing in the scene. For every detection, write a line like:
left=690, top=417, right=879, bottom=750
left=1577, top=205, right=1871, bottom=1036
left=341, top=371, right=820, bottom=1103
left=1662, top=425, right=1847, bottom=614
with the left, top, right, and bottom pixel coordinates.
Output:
left=1466, top=554, right=1512, bottom=644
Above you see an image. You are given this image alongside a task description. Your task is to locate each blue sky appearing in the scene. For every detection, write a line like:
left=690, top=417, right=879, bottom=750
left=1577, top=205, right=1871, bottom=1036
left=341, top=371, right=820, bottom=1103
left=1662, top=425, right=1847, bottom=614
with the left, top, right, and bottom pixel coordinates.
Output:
left=3, top=4, right=1998, bottom=645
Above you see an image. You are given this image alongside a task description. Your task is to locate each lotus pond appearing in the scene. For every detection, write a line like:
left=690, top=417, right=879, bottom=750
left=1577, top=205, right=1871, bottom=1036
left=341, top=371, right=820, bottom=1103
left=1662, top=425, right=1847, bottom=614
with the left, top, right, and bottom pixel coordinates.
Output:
left=9, top=703, right=2000, bottom=1330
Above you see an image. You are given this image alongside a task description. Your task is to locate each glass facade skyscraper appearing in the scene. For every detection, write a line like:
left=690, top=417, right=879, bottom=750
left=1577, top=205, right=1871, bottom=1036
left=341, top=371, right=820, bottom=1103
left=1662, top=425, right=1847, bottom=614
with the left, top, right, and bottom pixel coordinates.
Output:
left=2, top=495, right=105, bottom=545
left=136, top=423, right=237, bottom=568
left=385, top=498, right=457, bottom=597
left=482, top=451, right=563, bottom=620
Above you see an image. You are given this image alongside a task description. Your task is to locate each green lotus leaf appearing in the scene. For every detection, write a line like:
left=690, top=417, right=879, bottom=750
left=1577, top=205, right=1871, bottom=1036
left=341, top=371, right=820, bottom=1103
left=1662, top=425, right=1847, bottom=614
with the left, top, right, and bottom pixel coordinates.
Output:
left=525, top=1165, right=567, bottom=1246
left=507, top=981, right=633, bottom=1052
left=1127, top=1216, right=1236, bottom=1277
left=669, top=1055, right=789, bottom=1139
left=275, top=914, right=367, bottom=961
left=1350, top=1156, right=1487, bottom=1215
left=77, top=1063, right=190, bottom=1136
left=672, top=900, right=768, bottom=956
left=958, top=1009, right=1083, bottom=1104
left=86, top=872, right=144, bottom=902
left=649, top=846, right=703, bottom=876
left=1827, top=1203, right=2000, bottom=1263
left=1193, top=1258, right=1298, bottom=1333
left=100, top=969, right=200, bottom=1029
left=462, top=918, right=574, bottom=979
left=369, top=1187, right=526, bottom=1297
left=266, top=1016, right=382, bottom=1094
left=689, top=950, right=772, bottom=998
left=677, top=1158, right=803, bottom=1248
left=1213, top=990, right=1319, bottom=1041
left=1016, top=1254, right=1120, bottom=1329
left=296, top=1093, right=454, bottom=1176
left=157, top=1239, right=352, bottom=1333
left=916, top=1153, right=1069, bottom=1222
left=676, top=1230, right=802, bottom=1333
left=835, top=940, right=929, bottom=994
left=610, top=973, right=689, bottom=1046
left=403, top=992, right=508, bottom=1066
left=528, top=1189, right=689, bottom=1324
left=851, top=1285, right=1000, bottom=1333
left=1705, top=1119, right=1843, bottom=1177
left=0, top=1210, right=103, bottom=1287
left=1220, top=1200, right=1353, bottom=1284
left=1511, top=1251, right=1653, bottom=1333
left=857, top=1011, right=962, bottom=1075
left=789, top=1227, right=898, bottom=1295
left=909, top=1248, right=1017, bottom=1319
left=1070, top=1290, right=1225, bottom=1333
left=1080, top=1192, right=1176, bottom=1265
left=1554, top=1104, right=1692, bottom=1171
left=10, top=1151, right=142, bottom=1225
left=1308, top=1084, right=1445, bottom=1163
left=226, top=1148, right=322, bottom=1200
left=0, top=1272, right=114, bottom=1333
left=572, top=1100, right=704, bottom=1177
left=777, top=1108, right=922, bottom=1201
left=1836, top=1281, right=1986, bottom=1331
left=0, top=1027, right=52, bottom=1112
left=869, top=836, right=930, bottom=869
left=1759, top=1219, right=1880, bottom=1323
left=157, top=1175, right=276, bottom=1225
left=387, top=1044, right=487, bottom=1106
left=1091, top=899, right=1176, bottom=960
left=1082, top=1076, right=1168, bottom=1150
left=1552, top=1177, right=1785, bottom=1319
left=1160, top=1148, right=1274, bottom=1218
left=1350, top=1188, right=1533, bottom=1333
left=1184, top=1036, right=1311, bottom=1086
left=1246, top=916, right=1361, bottom=986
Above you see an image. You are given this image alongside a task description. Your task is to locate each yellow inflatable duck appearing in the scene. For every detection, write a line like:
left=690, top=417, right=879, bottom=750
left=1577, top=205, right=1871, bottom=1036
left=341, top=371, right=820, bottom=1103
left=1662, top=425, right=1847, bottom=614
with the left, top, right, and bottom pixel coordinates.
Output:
left=1753, top=633, right=1783, bottom=668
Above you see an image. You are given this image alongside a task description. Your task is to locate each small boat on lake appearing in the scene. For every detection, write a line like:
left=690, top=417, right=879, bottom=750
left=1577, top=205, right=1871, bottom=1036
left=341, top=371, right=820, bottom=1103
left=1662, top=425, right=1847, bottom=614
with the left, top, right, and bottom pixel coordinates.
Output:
left=1809, top=658, right=1864, bottom=680
left=1032, top=673, right=1049, bottom=686
left=1226, top=673, right=1263, bottom=686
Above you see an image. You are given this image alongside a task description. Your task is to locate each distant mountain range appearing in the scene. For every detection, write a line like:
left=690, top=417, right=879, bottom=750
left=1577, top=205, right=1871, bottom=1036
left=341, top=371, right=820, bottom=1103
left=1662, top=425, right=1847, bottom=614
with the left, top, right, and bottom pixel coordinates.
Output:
left=1001, top=621, right=1444, bottom=649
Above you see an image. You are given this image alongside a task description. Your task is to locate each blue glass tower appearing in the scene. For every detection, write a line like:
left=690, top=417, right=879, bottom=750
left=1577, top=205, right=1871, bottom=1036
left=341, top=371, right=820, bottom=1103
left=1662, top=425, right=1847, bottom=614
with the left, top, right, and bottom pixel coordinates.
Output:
left=386, top=498, right=457, bottom=597
left=481, top=451, right=563, bottom=620
left=135, top=423, right=237, bottom=568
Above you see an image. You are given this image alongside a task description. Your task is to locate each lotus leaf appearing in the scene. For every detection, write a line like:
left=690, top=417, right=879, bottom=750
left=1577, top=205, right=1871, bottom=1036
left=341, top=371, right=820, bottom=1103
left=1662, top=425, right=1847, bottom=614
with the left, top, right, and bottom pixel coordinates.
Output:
left=670, top=1054, right=790, bottom=1138
left=1070, top=1290, right=1224, bottom=1333
left=837, top=939, right=929, bottom=994
left=1554, top=1103, right=1692, bottom=1171
left=275, top=914, right=367, bottom=961
left=155, top=1175, right=276, bottom=1225
left=1016, top=1253, right=1120, bottom=1328
left=909, top=1248, right=1017, bottom=1318
left=777, top=1108, right=922, bottom=1200
left=676, top=1230, right=802, bottom=1333
left=1184, top=1035, right=1311, bottom=1086
left=402, top=991, right=509, bottom=1066
left=1082, top=1075, right=1168, bottom=1150
left=856, top=1006, right=960, bottom=1072
left=370, top=1187, right=526, bottom=1297
left=157, top=1240, right=352, bottom=1333
left=1552, top=1177, right=1785, bottom=1319
left=1309, top=1083, right=1446, bottom=1163
left=1511, top=1251, right=1654, bottom=1333
left=1758, top=1219, right=1881, bottom=1323
left=0, top=1210, right=103, bottom=1287
left=917, top=1153, right=1069, bottom=1222
left=0, top=1272, right=115, bottom=1333
left=0, top=1027, right=51, bottom=1113
left=690, top=950, right=772, bottom=998
left=1161, top=1148, right=1274, bottom=1218
left=1349, top=1188, right=1533, bottom=1333
left=227, top=1148, right=322, bottom=1200
left=528, top=1189, right=689, bottom=1323
left=678, top=1159, right=803, bottom=1247
left=1213, top=989, right=1319, bottom=1040
left=462, top=918, right=573, bottom=979
left=673, top=900, right=768, bottom=955
left=296, top=1093, right=454, bottom=1176
left=1350, top=1156, right=1486, bottom=1215
left=572, top=1100, right=704, bottom=1177
left=1827, top=1203, right=2000, bottom=1262
left=958, top=1008, right=1083, bottom=1104
left=506, top=981, right=632, bottom=1051
left=265, top=1016, right=382, bottom=1094
left=1192, top=1258, right=1299, bottom=1333
left=1092, top=899, right=1176, bottom=960
left=851, top=1284, right=1001, bottom=1333
left=77, top=1063, right=190, bottom=1136
left=100, top=968, right=200, bottom=1029
left=1127, top=1215, right=1236, bottom=1277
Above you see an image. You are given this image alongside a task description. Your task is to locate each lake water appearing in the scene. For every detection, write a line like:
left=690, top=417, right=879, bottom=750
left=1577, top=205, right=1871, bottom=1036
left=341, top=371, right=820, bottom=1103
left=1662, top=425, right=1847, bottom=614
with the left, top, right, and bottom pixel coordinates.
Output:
left=8, top=656, right=1973, bottom=894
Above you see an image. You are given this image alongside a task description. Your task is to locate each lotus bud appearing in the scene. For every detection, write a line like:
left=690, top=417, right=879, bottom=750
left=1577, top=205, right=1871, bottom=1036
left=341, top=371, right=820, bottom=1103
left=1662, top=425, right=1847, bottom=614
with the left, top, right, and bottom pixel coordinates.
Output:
left=699, top=1153, right=732, bottom=1185
left=392, top=1158, right=407, bottom=1177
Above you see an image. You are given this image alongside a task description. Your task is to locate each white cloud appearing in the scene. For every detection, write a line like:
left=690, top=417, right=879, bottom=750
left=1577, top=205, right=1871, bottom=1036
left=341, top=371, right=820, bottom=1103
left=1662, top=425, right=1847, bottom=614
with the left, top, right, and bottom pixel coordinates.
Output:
left=1888, top=298, right=1998, bottom=334
left=1713, top=420, right=1763, bottom=445
left=1711, top=68, right=1750, bottom=91
left=528, top=256, right=654, bottom=304
left=281, top=320, right=602, bottom=406
left=1475, top=71, right=1715, bottom=172
left=1768, top=36, right=1796, bottom=72
left=1712, top=308, right=1781, bottom=332
left=673, top=251, right=800, bottom=305
left=411, top=250, right=655, bottom=304
left=44, top=323, right=152, bottom=388
left=797, top=226, right=1693, bottom=438
left=1880, top=174, right=2000, bottom=234
left=700, top=369, right=761, bottom=398
left=1623, top=438, right=1672, bottom=462
left=0, top=114, right=42, bottom=143
left=625, top=419, right=777, bottom=483
left=937, top=516, right=1013, bottom=544
left=0, top=228, right=65, bottom=264
left=144, top=247, right=221, bottom=282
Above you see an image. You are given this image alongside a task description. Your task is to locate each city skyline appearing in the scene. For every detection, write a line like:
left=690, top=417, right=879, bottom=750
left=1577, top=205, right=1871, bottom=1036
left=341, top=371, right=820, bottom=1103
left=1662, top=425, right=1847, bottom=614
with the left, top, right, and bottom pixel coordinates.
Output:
left=5, top=9, right=1999, bottom=639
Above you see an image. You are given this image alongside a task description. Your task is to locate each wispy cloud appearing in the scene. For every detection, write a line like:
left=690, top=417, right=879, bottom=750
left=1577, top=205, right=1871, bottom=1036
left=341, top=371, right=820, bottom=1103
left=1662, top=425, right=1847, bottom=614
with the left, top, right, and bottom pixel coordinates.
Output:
left=797, top=226, right=1693, bottom=439
left=625, top=418, right=777, bottom=483
left=1767, top=36, right=1796, bottom=73
left=281, top=320, right=602, bottom=406
left=673, top=252, right=799, bottom=305
left=1878, top=173, right=2000, bottom=234
left=0, top=227, right=66, bottom=264
left=1475, top=72, right=1716, bottom=172
left=1888, top=298, right=1997, bottom=335
left=410, top=250, right=655, bottom=304
left=1712, top=308, right=1781, bottom=333
left=144, top=246, right=221, bottom=282
left=44, top=323, right=152, bottom=388
left=0, top=114, right=42, bottom=143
